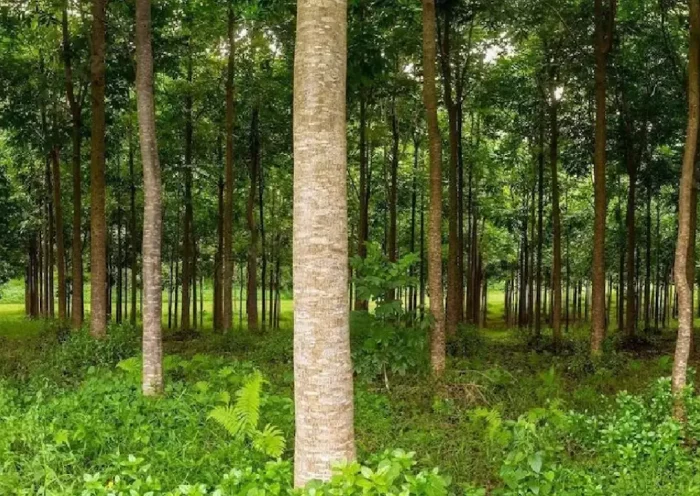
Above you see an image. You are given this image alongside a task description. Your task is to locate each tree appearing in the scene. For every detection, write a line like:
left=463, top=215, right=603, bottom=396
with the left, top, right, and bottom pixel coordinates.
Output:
left=135, top=0, right=163, bottom=396
left=222, top=6, right=235, bottom=333
left=671, top=0, right=700, bottom=421
left=422, top=0, right=445, bottom=375
left=591, top=0, right=616, bottom=354
left=292, top=0, right=355, bottom=486
left=89, top=0, right=108, bottom=338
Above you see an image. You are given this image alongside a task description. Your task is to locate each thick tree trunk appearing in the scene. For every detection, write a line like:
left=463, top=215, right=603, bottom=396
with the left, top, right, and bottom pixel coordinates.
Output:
left=292, top=0, right=355, bottom=485
left=222, top=8, right=235, bottom=332
left=422, top=0, right=446, bottom=375
left=672, top=0, right=700, bottom=420
left=591, top=0, right=616, bottom=354
left=89, top=0, right=108, bottom=338
left=135, top=0, right=163, bottom=396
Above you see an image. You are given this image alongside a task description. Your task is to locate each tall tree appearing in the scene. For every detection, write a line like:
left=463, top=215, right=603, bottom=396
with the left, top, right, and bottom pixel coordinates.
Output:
left=591, top=0, right=616, bottom=354
left=135, top=0, right=163, bottom=396
left=89, top=0, right=108, bottom=338
left=671, top=0, right=700, bottom=421
left=61, top=1, right=84, bottom=328
left=51, top=145, right=66, bottom=321
left=422, top=0, right=446, bottom=375
left=222, top=7, right=235, bottom=333
left=292, top=0, right=355, bottom=485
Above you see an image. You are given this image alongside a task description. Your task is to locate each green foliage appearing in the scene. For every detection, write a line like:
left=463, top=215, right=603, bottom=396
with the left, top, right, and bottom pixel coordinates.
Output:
left=209, top=371, right=286, bottom=458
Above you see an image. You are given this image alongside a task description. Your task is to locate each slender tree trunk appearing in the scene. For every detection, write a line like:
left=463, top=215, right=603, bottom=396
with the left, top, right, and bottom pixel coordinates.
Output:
left=135, top=0, right=163, bottom=396
left=355, top=94, right=369, bottom=311
left=222, top=8, right=235, bottom=332
left=62, top=3, right=84, bottom=327
left=672, top=0, right=700, bottom=420
left=129, top=127, right=138, bottom=325
left=293, top=0, right=355, bottom=484
left=625, top=168, right=637, bottom=338
left=89, top=0, right=108, bottom=338
left=51, top=146, right=67, bottom=321
left=259, top=130, right=267, bottom=327
left=550, top=89, right=562, bottom=348
left=591, top=0, right=616, bottom=354
left=388, top=98, right=399, bottom=300
left=536, top=108, right=544, bottom=335
left=180, top=52, right=194, bottom=332
left=438, top=8, right=463, bottom=334
left=247, top=105, right=260, bottom=331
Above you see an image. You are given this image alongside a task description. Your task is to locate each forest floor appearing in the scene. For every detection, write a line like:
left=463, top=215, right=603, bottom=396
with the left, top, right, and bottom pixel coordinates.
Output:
left=1, top=284, right=700, bottom=495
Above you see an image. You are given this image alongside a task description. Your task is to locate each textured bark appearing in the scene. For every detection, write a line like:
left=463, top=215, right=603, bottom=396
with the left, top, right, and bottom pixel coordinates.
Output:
left=51, top=147, right=67, bottom=321
left=591, top=0, right=616, bottom=354
left=672, top=0, right=700, bottom=420
left=135, top=0, right=163, bottom=396
left=422, top=0, right=446, bottom=375
left=62, top=3, right=84, bottom=327
left=222, top=8, right=235, bottom=332
left=292, top=0, right=355, bottom=485
left=89, top=0, right=107, bottom=338
left=549, top=93, right=562, bottom=348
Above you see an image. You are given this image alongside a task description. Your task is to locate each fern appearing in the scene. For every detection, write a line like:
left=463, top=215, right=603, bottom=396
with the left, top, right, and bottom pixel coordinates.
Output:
left=253, top=424, right=286, bottom=458
left=116, top=356, right=140, bottom=374
left=208, top=371, right=285, bottom=457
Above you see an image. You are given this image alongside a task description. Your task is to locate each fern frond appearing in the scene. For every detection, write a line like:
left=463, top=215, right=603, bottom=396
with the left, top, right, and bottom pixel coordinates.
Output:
left=116, top=357, right=140, bottom=374
left=253, top=424, right=286, bottom=458
left=232, top=371, right=263, bottom=437
left=208, top=406, right=242, bottom=437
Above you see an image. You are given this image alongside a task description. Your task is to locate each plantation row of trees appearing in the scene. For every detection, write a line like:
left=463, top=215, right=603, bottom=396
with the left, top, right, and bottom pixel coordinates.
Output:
left=2, top=0, right=700, bottom=484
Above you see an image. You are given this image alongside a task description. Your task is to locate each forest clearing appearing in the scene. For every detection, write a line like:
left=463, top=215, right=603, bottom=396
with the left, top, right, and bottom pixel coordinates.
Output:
left=3, top=0, right=700, bottom=494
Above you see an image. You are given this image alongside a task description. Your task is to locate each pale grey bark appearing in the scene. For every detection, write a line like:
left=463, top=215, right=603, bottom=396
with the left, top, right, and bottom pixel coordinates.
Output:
left=292, top=0, right=355, bottom=486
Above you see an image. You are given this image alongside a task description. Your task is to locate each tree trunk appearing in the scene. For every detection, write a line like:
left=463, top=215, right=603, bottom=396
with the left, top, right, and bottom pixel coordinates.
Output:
left=535, top=108, right=544, bottom=336
left=422, top=0, right=446, bottom=375
left=672, top=0, right=700, bottom=420
left=51, top=146, right=67, bottom=321
left=181, top=52, right=194, bottom=332
left=550, top=88, right=562, bottom=349
left=62, top=3, right=84, bottom=327
left=247, top=105, right=260, bottom=331
left=293, top=0, right=355, bottom=484
left=222, top=8, right=236, bottom=332
left=135, top=0, right=163, bottom=396
left=438, top=8, right=463, bottom=335
left=89, top=0, right=108, bottom=338
left=388, top=98, right=399, bottom=301
left=129, top=127, right=138, bottom=325
left=625, top=168, right=637, bottom=338
left=591, top=0, right=616, bottom=353
left=259, top=129, right=267, bottom=327
left=355, top=94, right=369, bottom=311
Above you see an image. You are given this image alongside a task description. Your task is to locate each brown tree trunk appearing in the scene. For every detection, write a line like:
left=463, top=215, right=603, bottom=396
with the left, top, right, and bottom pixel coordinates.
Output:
left=535, top=109, right=544, bottom=335
left=388, top=98, right=399, bottom=300
left=549, top=90, right=562, bottom=348
left=222, top=8, right=235, bottom=332
left=591, top=0, right=616, bottom=354
left=293, top=0, right=355, bottom=484
left=51, top=146, right=67, bottom=321
left=181, top=53, right=193, bottom=332
left=90, top=0, right=108, bottom=338
left=355, top=94, right=369, bottom=311
left=422, top=0, right=446, bottom=375
left=135, top=0, right=163, bottom=395
left=259, top=131, right=267, bottom=327
left=62, top=3, right=84, bottom=327
left=438, top=8, right=463, bottom=335
left=624, top=168, right=637, bottom=339
left=129, top=127, right=138, bottom=325
left=247, top=105, right=260, bottom=331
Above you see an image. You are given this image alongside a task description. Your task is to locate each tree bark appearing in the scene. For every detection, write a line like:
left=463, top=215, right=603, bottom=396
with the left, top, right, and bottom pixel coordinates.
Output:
left=591, top=0, right=616, bottom=354
left=62, top=3, right=84, bottom=327
left=247, top=105, right=260, bottom=331
left=549, top=91, right=562, bottom=349
left=135, top=0, right=163, bottom=396
left=292, top=0, right=355, bottom=485
left=51, top=146, right=67, bottom=321
left=422, top=0, right=446, bottom=375
left=222, top=7, right=235, bottom=332
left=672, top=0, right=700, bottom=420
left=89, top=0, right=108, bottom=338
left=355, top=94, right=369, bottom=311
